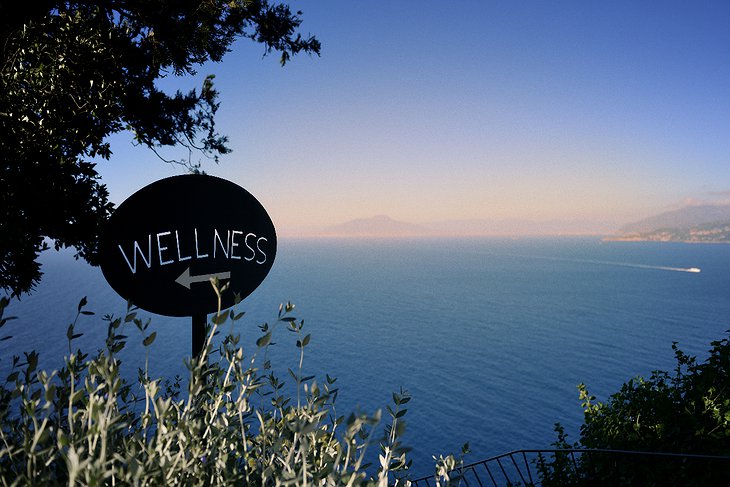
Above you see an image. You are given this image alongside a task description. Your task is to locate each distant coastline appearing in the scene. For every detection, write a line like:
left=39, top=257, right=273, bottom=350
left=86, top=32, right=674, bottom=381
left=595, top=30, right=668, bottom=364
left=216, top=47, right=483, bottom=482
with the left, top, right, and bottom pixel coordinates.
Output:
left=604, top=222, right=730, bottom=244
left=287, top=206, right=730, bottom=242
left=604, top=204, right=730, bottom=244
left=603, top=236, right=730, bottom=244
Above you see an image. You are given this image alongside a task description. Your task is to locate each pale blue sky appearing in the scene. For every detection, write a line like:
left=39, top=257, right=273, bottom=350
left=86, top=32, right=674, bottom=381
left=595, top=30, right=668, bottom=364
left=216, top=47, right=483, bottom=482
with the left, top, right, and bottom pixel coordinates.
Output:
left=100, top=1, right=730, bottom=234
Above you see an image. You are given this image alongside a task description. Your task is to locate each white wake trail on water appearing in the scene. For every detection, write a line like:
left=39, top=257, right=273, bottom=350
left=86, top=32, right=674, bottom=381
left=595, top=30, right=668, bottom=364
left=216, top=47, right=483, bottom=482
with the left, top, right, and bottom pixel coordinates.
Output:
left=485, top=252, right=701, bottom=273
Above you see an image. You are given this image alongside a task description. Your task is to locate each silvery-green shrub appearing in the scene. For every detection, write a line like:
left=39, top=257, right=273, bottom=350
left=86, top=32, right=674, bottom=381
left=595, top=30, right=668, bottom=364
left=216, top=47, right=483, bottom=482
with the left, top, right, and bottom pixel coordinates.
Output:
left=0, top=289, right=465, bottom=486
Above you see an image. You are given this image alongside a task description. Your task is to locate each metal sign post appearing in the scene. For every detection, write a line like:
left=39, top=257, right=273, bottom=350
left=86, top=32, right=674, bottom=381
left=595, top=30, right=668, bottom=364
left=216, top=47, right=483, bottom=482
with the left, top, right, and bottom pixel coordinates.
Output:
left=192, top=313, right=207, bottom=358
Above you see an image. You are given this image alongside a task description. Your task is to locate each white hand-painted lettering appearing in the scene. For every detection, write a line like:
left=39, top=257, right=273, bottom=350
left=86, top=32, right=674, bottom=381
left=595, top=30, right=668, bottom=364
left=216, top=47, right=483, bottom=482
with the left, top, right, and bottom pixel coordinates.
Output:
left=230, top=230, right=243, bottom=259
left=256, top=237, right=268, bottom=264
left=156, top=231, right=175, bottom=265
left=194, top=228, right=209, bottom=258
left=213, top=229, right=230, bottom=259
left=175, top=230, right=192, bottom=262
left=118, top=228, right=270, bottom=274
left=118, top=235, right=152, bottom=273
left=244, top=233, right=257, bottom=261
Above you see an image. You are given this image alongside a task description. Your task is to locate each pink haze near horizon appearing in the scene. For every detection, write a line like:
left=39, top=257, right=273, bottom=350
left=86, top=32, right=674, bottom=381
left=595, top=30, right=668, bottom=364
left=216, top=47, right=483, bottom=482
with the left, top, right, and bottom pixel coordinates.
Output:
left=98, top=1, right=730, bottom=236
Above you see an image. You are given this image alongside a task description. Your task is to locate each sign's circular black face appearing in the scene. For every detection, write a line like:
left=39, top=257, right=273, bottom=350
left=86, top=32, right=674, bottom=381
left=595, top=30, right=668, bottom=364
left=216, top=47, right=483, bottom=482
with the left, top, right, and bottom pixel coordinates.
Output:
left=99, top=175, right=277, bottom=317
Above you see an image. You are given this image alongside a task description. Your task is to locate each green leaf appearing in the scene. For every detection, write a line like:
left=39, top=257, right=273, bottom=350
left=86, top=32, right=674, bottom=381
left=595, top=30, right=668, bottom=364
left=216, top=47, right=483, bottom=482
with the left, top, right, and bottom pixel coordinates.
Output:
left=143, top=332, right=157, bottom=347
left=211, top=310, right=230, bottom=325
left=461, top=442, right=471, bottom=455
left=256, top=331, right=272, bottom=348
left=57, top=431, right=69, bottom=448
left=27, top=352, right=38, bottom=373
left=0, top=316, right=17, bottom=327
left=45, top=384, right=57, bottom=402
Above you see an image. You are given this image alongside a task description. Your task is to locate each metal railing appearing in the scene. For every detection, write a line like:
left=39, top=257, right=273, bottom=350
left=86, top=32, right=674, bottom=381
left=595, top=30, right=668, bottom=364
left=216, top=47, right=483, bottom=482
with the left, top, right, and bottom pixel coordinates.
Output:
left=410, top=448, right=730, bottom=486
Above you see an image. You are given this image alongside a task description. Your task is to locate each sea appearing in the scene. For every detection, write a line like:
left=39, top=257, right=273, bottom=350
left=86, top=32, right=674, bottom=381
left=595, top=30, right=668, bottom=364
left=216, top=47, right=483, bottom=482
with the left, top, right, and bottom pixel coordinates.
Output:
left=3, top=236, right=729, bottom=477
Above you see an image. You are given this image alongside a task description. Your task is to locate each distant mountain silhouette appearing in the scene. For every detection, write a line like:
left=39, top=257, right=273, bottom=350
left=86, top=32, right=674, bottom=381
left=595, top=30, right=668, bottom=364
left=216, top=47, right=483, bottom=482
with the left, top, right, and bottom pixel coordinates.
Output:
left=321, top=215, right=432, bottom=237
left=619, top=205, right=730, bottom=234
left=427, top=218, right=615, bottom=236
left=319, top=215, right=615, bottom=237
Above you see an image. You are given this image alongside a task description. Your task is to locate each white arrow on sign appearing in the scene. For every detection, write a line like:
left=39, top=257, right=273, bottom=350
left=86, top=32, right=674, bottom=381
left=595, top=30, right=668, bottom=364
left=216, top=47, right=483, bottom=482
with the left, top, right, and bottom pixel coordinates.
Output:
left=175, top=267, right=231, bottom=290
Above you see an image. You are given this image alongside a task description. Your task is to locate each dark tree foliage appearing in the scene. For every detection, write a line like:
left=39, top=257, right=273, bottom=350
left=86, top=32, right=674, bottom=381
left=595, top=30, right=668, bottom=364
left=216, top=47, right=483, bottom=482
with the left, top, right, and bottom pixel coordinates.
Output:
left=0, top=1, right=319, bottom=297
left=538, top=335, right=730, bottom=486
left=579, top=337, right=730, bottom=455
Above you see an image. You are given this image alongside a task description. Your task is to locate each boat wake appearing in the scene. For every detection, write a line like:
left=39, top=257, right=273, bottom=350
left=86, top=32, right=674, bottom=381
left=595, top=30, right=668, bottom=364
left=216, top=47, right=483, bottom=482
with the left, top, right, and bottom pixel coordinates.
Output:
left=489, top=252, right=701, bottom=273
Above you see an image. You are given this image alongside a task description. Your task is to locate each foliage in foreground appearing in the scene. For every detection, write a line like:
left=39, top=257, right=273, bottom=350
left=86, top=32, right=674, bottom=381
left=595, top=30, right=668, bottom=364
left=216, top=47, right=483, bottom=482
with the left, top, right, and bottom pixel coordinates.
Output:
left=0, top=294, right=464, bottom=486
left=537, top=334, right=730, bottom=486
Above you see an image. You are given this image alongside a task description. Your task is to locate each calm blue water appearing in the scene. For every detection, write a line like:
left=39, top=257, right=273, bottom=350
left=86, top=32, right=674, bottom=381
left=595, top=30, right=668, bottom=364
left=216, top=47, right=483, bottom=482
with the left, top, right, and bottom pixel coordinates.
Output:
left=3, top=237, right=730, bottom=476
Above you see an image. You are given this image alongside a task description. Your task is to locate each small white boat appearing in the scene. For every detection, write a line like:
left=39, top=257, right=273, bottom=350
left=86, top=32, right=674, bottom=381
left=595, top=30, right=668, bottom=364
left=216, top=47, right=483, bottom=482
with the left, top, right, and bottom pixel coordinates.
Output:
left=687, top=267, right=701, bottom=273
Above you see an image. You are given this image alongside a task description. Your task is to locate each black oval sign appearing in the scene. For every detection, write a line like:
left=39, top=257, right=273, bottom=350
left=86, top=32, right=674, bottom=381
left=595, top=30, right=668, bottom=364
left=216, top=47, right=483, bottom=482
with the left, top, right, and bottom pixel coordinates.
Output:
left=99, top=175, right=276, bottom=317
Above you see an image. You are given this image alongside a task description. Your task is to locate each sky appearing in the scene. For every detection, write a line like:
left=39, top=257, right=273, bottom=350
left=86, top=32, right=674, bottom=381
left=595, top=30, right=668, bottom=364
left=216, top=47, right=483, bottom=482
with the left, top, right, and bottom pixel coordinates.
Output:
left=99, top=1, right=730, bottom=235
